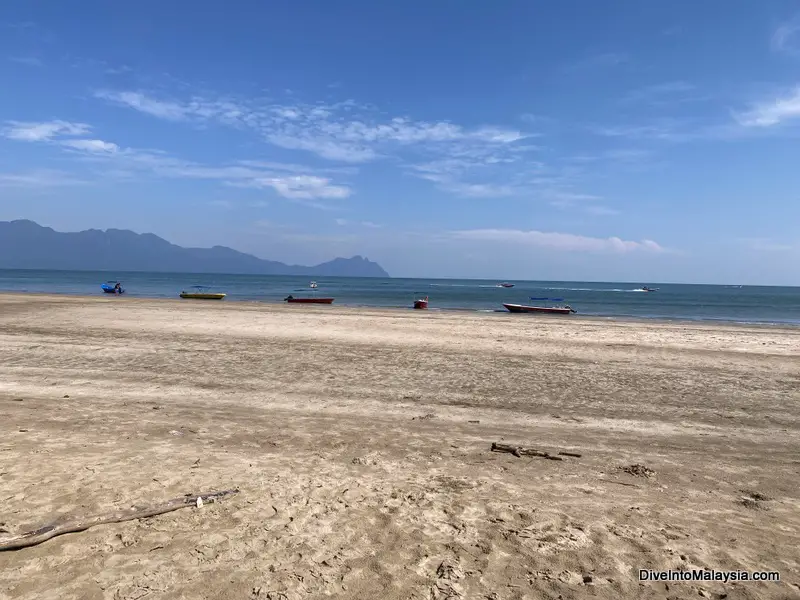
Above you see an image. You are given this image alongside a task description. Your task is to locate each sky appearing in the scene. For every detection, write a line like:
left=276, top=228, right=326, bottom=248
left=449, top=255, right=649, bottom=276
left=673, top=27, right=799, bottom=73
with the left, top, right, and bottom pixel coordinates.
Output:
left=1, top=0, right=800, bottom=284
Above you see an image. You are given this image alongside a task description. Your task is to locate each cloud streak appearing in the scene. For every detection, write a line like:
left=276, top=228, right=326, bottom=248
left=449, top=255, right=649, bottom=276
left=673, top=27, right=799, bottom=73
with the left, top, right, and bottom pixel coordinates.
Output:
left=94, top=88, right=537, bottom=195
left=3, top=120, right=91, bottom=142
left=3, top=117, right=353, bottom=203
left=772, top=16, right=800, bottom=57
left=734, top=86, right=800, bottom=127
left=450, top=229, right=663, bottom=253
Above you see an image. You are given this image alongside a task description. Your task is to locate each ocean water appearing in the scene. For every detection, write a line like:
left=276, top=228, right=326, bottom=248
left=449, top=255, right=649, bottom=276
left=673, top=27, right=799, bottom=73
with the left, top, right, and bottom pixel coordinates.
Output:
left=1, top=269, right=799, bottom=325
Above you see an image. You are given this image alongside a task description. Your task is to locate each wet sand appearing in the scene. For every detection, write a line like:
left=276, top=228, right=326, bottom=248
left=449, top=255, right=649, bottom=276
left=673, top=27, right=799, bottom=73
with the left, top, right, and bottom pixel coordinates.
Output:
left=1, top=293, right=799, bottom=599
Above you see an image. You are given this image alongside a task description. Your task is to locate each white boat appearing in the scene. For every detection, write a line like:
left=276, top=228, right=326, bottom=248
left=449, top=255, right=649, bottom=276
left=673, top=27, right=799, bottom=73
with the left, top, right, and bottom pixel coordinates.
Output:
left=309, top=281, right=318, bottom=289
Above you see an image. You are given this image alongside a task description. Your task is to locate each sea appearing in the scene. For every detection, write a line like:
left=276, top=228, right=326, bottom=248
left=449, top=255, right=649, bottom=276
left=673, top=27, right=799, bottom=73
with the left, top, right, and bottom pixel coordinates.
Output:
left=1, top=269, right=798, bottom=325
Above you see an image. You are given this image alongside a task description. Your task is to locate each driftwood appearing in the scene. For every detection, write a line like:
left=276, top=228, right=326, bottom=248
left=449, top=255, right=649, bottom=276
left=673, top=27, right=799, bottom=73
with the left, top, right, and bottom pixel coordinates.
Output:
left=0, top=489, right=239, bottom=552
left=491, top=442, right=565, bottom=461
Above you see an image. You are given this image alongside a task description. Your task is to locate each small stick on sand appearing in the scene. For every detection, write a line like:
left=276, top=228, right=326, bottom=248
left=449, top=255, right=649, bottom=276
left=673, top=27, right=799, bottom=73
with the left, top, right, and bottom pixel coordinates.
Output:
left=0, top=489, right=239, bottom=551
left=491, top=442, right=565, bottom=461
left=558, top=451, right=583, bottom=458
left=598, top=479, right=639, bottom=488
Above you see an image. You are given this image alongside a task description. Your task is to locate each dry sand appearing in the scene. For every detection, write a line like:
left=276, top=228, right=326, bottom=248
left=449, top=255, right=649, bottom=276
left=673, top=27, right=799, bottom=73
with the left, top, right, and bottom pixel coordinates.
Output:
left=0, top=293, right=799, bottom=600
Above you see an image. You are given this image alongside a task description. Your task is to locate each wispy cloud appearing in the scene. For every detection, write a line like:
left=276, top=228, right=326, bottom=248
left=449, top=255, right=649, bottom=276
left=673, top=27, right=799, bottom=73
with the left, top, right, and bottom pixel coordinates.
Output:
left=0, top=169, right=90, bottom=187
left=94, top=90, right=198, bottom=121
left=590, top=120, right=691, bottom=141
left=3, top=117, right=353, bottom=203
left=450, top=229, right=663, bottom=253
left=3, top=120, right=91, bottom=142
left=93, top=88, right=535, bottom=200
left=207, top=200, right=233, bottom=209
left=739, top=237, right=794, bottom=252
left=564, top=52, right=628, bottom=72
left=734, top=86, right=800, bottom=127
left=8, top=56, right=43, bottom=67
left=544, top=190, right=619, bottom=216
left=772, top=15, right=800, bottom=57
left=61, top=139, right=120, bottom=153
left=619, top=81, right=700, bottom=106
left=585, top=206, right=621, bottom=216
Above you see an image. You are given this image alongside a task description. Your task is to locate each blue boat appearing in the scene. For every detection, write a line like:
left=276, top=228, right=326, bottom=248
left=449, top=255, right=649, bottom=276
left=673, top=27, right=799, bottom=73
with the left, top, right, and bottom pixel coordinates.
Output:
left=101, top=281, right=124, bottom=294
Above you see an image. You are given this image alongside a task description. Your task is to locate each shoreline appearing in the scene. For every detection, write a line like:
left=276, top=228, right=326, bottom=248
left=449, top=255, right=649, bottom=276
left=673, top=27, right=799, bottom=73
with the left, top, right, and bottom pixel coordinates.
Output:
left=2, top=289, right=799, bottom=330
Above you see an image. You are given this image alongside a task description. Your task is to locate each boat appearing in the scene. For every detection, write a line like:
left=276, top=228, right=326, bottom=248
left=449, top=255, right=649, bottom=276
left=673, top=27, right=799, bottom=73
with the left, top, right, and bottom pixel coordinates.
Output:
left=413, top=293, right=429, bottom=310
left=179, top=286, right=226, bottom=300
left=503, top=303, right=576, bottom=315
left=636, top=286, right=659, bottom=292
left=309, top=281, right=318, bottom=289
left=284, top=295, right=334, bottom=304
left=101, top=281, right=124, bottom=294
left=498, top=282, right=515, bottom=288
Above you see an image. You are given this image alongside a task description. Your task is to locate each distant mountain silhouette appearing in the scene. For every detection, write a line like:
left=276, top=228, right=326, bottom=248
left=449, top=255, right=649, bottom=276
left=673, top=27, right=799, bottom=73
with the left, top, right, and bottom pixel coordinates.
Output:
left=0, top=220, right=390, bottom=277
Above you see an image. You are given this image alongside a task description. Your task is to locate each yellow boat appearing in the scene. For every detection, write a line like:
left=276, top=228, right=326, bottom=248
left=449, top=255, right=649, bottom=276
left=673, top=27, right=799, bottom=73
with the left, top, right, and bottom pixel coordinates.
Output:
left=179, top=286, right=226, bottom=300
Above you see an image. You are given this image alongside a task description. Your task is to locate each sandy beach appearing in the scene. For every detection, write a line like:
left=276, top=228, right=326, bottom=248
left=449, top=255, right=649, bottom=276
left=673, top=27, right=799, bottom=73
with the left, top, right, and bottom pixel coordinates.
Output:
left=0, top=293, right=798, bottom=599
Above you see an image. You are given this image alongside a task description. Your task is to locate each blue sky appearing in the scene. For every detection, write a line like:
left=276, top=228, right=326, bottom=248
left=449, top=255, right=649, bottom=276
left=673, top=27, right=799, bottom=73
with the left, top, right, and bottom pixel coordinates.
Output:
left=2, top=1, right=800, bottom=284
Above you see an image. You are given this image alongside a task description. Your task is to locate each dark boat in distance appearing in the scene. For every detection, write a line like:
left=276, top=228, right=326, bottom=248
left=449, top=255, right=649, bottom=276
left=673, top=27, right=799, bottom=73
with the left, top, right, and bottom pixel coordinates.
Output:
left=636, top=286, right=659, bottom=292
left=101, top=281, right=124, bottom=294
left=503, top=303, right=576, bottom=315
left=498, top=282, right=515, bottom=288
left=284, top=295, right=334, bottom=304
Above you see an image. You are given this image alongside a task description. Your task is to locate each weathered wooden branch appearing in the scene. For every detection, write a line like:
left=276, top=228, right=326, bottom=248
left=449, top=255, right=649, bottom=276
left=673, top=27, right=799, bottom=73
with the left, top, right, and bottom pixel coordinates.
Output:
left=491, top=442, right=565, bottom=461
left=0, top=489, right=239, bottom=552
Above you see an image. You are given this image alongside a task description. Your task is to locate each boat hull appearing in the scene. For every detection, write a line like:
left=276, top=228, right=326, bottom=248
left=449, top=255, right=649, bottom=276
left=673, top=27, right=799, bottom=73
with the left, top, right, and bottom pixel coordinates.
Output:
left=413, top=300, right=428, bottom=310
left=285, top=298, right=334, bottom=304
left=180, top=293, right=226, bottom=300
left=101, top=284, right=124, bottom=294
left=503, top=303, right=574, bottom=315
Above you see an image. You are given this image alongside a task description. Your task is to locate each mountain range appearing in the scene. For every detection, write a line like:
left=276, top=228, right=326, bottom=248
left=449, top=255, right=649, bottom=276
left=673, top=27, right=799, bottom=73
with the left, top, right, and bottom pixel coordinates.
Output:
left=0, top=220, right=390, bottom=277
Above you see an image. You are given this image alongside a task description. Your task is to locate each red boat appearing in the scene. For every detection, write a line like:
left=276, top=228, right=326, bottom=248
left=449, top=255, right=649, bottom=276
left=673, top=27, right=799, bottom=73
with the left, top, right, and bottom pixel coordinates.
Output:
left=503, top=303, right=576, bottom=315
left=413, top=293, right=429, bottom=310
left=284, top=295, right=334, bottom=304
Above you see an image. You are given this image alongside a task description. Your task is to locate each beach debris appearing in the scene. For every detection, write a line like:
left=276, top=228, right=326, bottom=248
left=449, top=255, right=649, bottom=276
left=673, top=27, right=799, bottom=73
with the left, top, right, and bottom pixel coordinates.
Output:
left=467, top=420, right=480, bottom=424
left=11, top=398, right=23, bottom=402
left=63, top=395, right=69, bottom=399
left=0, top=488, right=239, bottom=551
left=738, top=493, right=770, bottom=511
left=619, top=464, right=655, bottom=478
left=739, top=489, right=772, bottom=502
left=490, top=442, right=567, bottom=461
left=558, top=451, right=583, bottom=458
left=412, top=413, right=436, bottom=421
left=598, top=479, right=639, bottom=488
left=351, top=454, right=379, bottom=466
left=432, top=558, right=465, bottom=600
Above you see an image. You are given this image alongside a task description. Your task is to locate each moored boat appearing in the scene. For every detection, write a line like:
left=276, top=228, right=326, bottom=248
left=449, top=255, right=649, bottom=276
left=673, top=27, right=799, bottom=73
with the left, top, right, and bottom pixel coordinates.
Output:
left=284, top=295, right=334, bottom=304
left=503, top=303, right=576, bottom=315
left=101, top=281, right=124, bottom=294
left=413, top=293, right=429, bottom=310
left=180, top=286, right=226, bottom=300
